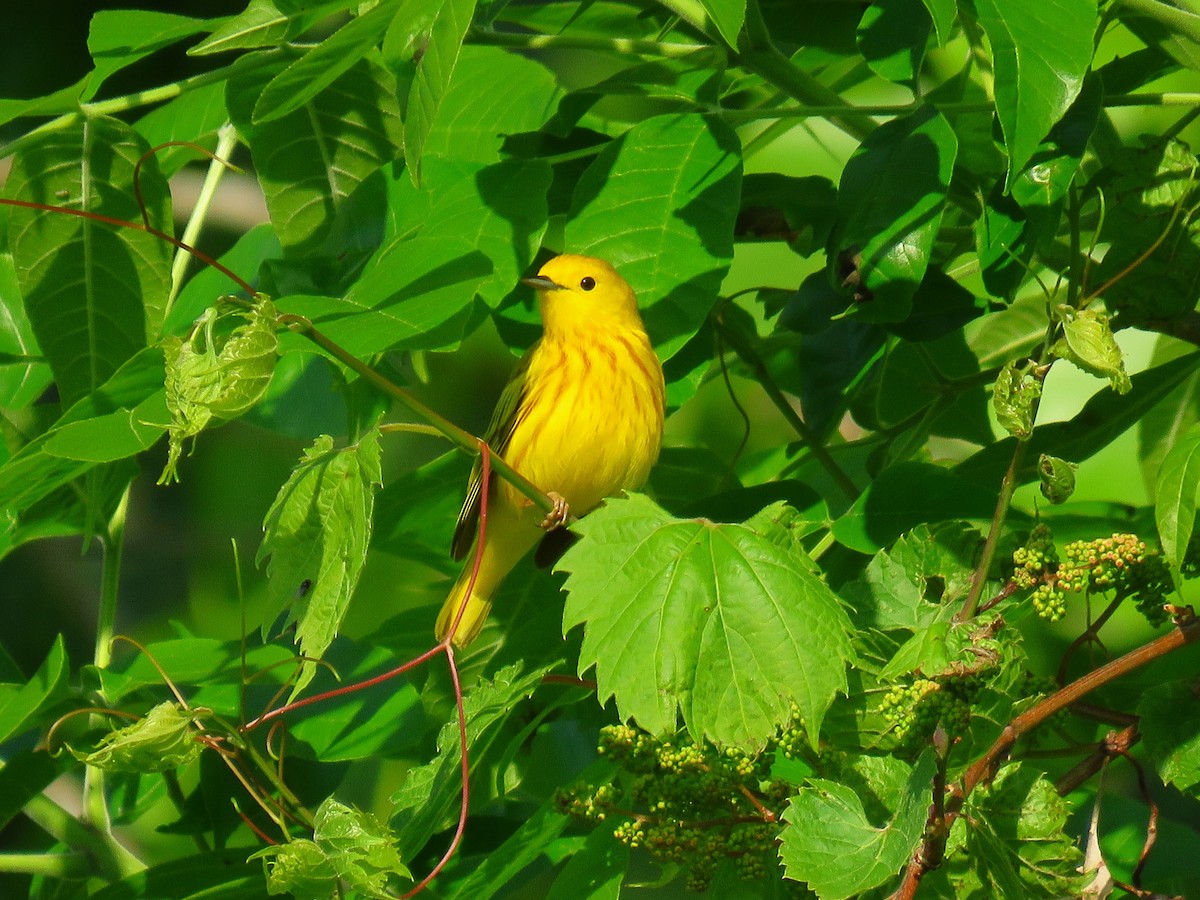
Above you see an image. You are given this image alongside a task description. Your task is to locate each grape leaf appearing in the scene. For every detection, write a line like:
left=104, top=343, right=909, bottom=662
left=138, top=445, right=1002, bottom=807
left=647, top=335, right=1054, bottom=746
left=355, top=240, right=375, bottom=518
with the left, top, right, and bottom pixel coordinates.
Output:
left=257, top=430, right=383, bottom=696
left=779, top=752, right=935, bottom=898
left=556, top=494, right=854, bottom=750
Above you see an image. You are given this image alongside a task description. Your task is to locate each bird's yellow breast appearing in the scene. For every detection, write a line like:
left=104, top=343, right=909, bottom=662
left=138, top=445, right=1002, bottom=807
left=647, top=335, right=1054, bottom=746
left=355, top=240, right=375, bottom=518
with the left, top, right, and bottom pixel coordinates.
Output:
left=501, top=324, right=664, bottom=515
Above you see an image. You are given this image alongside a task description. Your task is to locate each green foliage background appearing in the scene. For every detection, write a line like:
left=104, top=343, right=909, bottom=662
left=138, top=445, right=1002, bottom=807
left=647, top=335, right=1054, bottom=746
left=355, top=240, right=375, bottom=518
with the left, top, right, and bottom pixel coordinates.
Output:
left=3, top=0, right=1200, bottom=898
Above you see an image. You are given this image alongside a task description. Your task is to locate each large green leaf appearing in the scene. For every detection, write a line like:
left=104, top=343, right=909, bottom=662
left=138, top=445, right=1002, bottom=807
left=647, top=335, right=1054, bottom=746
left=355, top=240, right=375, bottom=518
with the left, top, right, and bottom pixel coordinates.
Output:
left=420, top=46, right=563, bottom=165
left=278, top=236, right=492, bottom=355
left=975, top=0, right=1097, bottom=181
left=1139, top=336, right=1200, bottom=496
left=3, top=116, right=172, bottom=405
left=404, top=0, right=478, bottom=185
left=227, top=53, right=403, bottom=255
left=257, top=430, right=383, bottom=696
left=384, top=155, right=551, bottom=306
left=833, top=106, right=957, bottom=322
left=779, top=753, right=935, bottom=898
left=556, top=494, right=854, bottom=750
left=857, top=0, right=930, bottom=86
left=565, top=114, right=742, bottom=358
left=698, top=0, right=747, bottom=47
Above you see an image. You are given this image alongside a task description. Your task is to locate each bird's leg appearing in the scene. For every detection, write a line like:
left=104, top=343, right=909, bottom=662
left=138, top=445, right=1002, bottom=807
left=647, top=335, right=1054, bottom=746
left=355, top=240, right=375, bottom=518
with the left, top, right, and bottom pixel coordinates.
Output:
left=539, top=491, right=570, bottom=530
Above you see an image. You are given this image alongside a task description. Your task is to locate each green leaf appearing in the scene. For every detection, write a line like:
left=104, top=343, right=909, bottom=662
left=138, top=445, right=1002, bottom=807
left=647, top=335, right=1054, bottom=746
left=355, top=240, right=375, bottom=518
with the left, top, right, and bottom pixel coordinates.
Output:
left=832, top=463, right=997, bottom=554
left=975, top=0, right=1097, bottom=181
left=1087, top=137, right=1200, bottom=326
left=833, top=106, right=957, bottom=322
left=445, top=799, right=571, bottom=899
left=0, top=251, right=51, bottom=409
left=159, top=297, right=278, bottom=483
left=992, top=360, right=1042, bottom=438
left=1139, top=336, right=1200, bottom=496
left=841, top=522, right=982, bottom=631
left=391, top=662, right=552, bottom=858
left=189, top=0, right=303, bottom=55
left=922, top=0, right=957, bottom=44
left=0, top=750, right=72, bottom=831
left=857, top=0, right=931, bottom=86
left=566, top=114, right=742, bottom=358
left=88, top=852, right=267, bottom=900
left=133, top=83, right=231, bottom=177
left=546, top=825, right=628, bottom=900
left=253, top=0, right=399, bottom=123
left=0, top=348, right=164, bottom=534
left=70, top=702, right=206, bottom=773
left=3, top=116, right=172, bottom=405
left=420, top=46, right=563, bottom=165
left=384, top=155, right=550, bottom=306
left=280, top=236, right=492, bottom=355
left=404, top=0, right=478, bottom=185
left=698, top=0, right=747, bottom=47
left=959, top=765, right=1087, bottom=896
left=0, top=635, right=69, bottom=745
left=1050, top=307, right=1131, bottom=394
left=1138, top=681, right=1200, bottom=797
left=1154, top=422, right=1200, bottom=572
left=86, top=10, right=211, bottom=99
left=256, top=798, right=413, bottom=898
left=227, top=53, right=403, bottom=255
left=257, top=430, right=383, bottom=696
left=556, top=494, right=854, bottom=750
left=779, top=752, right=935, bottom=898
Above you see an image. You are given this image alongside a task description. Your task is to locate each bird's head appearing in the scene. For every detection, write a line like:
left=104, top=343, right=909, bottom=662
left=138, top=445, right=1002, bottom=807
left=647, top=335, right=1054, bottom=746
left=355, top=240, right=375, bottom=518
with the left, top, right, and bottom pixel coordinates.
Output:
left=522, top=254, right=644, bottom=335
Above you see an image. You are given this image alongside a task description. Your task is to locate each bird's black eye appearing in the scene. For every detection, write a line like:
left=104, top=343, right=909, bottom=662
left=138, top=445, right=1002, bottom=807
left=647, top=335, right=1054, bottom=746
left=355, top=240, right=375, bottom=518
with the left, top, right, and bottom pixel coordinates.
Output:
left=580, top=276, right=596, bottom=291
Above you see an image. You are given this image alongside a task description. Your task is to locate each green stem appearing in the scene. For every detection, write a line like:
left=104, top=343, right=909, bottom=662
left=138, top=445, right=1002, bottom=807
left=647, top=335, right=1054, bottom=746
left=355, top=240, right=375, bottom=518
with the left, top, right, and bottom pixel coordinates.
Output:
left=715, top=92, right=1200, bottom=123
left=22, top=793, right=144, bottom=880
left=734, top=0, right=874, bottom=141
left=83, top=485, right=130, bottom=835
left=0, top=852, right=89, bottom=878
left=0, top=56, right=278, bottom=161
left=166, top=123, right=241, bottom=316
left=279, top=316, right=556, bottom=516
left=469, top=27, right=714, bottom=59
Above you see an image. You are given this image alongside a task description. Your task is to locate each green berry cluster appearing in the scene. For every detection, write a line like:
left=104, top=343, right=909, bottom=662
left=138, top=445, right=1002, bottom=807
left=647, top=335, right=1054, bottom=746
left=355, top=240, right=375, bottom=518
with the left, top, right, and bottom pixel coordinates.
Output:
left=557, top=724, right=788, bottom=892
left=1013, top=527, right=1173, bottom=625
left=878, top=676, right=978, bottom=754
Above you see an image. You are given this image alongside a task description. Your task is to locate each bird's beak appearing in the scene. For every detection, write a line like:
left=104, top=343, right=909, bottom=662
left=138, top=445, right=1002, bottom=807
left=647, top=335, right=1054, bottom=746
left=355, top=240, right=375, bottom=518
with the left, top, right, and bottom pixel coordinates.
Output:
left=521, top=275, right=563, bottom=291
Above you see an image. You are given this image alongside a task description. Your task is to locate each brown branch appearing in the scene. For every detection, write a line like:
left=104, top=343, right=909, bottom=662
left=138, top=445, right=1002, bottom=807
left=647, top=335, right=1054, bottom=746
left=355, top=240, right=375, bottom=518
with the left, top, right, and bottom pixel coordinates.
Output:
left=891, top=611, right=1200, bottom=898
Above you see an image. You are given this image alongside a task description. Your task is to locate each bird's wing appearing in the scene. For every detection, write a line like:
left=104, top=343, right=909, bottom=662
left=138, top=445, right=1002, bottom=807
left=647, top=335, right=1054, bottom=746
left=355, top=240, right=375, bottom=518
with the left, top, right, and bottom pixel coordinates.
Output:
left=450, top=345, right=537, bottom=560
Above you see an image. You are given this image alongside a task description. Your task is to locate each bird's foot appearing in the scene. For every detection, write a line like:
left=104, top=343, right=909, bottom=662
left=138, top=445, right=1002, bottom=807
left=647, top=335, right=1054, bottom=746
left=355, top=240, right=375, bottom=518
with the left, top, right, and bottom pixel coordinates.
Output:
left=540, top=492, right=570, bottom=530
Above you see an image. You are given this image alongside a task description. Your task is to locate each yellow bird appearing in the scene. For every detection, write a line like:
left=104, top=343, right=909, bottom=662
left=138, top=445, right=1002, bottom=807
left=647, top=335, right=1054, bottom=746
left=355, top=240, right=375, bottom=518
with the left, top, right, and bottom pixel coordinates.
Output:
left=436, top=254, right=666, bottom=646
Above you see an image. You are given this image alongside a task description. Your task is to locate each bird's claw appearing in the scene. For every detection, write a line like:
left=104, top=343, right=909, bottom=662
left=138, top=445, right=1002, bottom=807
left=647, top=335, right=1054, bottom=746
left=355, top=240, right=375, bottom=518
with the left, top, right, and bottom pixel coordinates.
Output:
left=540, top=492, right=570, bottom=530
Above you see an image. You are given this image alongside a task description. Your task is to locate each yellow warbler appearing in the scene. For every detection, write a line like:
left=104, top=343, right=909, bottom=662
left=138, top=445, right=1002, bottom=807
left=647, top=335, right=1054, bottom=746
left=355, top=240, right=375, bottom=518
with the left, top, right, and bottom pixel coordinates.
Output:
left=436, top=254, right=666, bottom=646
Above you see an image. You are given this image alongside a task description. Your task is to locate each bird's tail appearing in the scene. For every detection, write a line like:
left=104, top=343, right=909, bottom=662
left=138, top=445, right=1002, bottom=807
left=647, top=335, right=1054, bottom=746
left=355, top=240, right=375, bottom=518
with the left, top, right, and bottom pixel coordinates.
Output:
left=435, top=565, right=493, bottom=647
